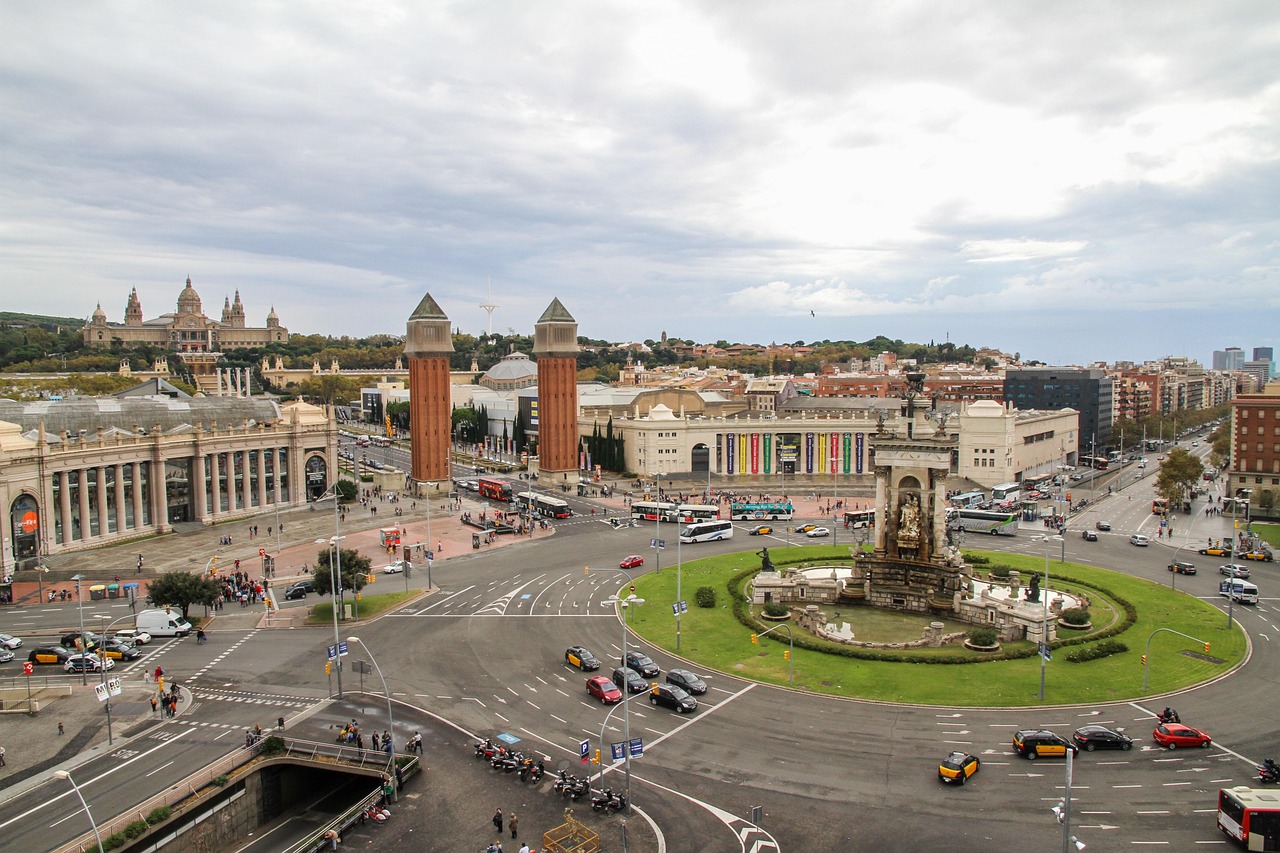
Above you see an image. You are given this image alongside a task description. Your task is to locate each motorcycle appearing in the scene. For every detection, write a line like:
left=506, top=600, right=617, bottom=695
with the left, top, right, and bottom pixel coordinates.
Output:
left=1258, top=759, right=1280, bottom=784
left=474, top=738, right=497, bottom=760
left=493, top=751, right=524, bottom=773
left=591, top=788, right=627, bottom=813
left=519, top=759, right=545, bottom=783
left=554, top=771, right=589, bottom=799
left=1156, top=708, right=1180, bottom=725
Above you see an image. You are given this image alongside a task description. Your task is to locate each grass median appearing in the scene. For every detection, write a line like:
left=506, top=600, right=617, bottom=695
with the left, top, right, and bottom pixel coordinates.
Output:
left=306, top=591, right=418, bottom=624
left=620, top=547, right=1245, bottom=707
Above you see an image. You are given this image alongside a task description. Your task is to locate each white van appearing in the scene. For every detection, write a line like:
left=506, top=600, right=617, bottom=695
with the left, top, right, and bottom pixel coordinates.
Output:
left=136, top=608, right=193, bottom=637
left=1218, top=579, right=1258, bottom=605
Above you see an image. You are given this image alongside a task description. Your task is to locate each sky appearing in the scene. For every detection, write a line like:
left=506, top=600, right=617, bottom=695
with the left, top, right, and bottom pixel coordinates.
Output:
left=2, top=2, right=1278, bottom=366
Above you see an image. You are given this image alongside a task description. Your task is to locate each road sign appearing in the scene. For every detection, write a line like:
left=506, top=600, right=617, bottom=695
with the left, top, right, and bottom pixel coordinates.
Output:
left=352, top=660, right=373, bottom=674
left=629, top=737, right=643, bottom=757
left=1038, top=642, right=1052, bottom=661
left=678, top=600, right=688, bottom=613
left=259, top=548, right=266, bottom=557
left=108, top=677, right=122, bottom=697
left=338, top=641, right=349, bottom=657
left=579, top=739, right=590, bottom=763
left=610, top=742, right=625, bottom=762
left=650, top=538, right=665, bottom=550
left=672, top=603, right=680, bottom=616
left=327, top=644, right=337, bottom=661
left=23, top=661, right=33, bottom=675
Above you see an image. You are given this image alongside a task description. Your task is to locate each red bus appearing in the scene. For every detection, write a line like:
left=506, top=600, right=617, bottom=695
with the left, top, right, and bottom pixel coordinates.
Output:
left=1218, top=787, right=1280, bottom=849
left=1152, top=498, right=1169, bottom=516
left=477, top=478, right=512, bottom=502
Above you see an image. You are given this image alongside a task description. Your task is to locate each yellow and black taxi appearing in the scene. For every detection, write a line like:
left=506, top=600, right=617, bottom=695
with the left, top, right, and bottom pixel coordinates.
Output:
left=796, top=523, right=819, bottom=534
left=60, top=631, right=103, bottom=652
left=28, top=645, right=72, bottom=666
left=938, top=751, right=981, bottom=784
left=1199, top=544, right=1232, bottom=557
left=564, top=645, right=600, bottom=671
left=98, top=640, right=142, bottom=661
left=1013, top=729, right=1078, bottom=760
left=1241, top=549, right=1274, bottom=562
left=749, top=525, right=773, bottom=536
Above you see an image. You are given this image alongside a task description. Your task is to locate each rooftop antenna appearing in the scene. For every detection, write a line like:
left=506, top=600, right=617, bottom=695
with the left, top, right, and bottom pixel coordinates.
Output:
left=479, top=277, right=499, bottom=336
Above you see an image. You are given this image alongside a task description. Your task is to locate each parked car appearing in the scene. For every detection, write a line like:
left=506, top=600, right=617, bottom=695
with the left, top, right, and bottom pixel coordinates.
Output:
left=619, top=555, right=645, bottom=569
left=649, top=683, right=698, bottom=713
left=1153, top=723, right=1212, bottom=749
left=938, top=751, right=981, bottom=784
left=1241, top=549, right=1274, bottom=562
left=1129, top=534, right=1150, bottom=547
left=1219, top=564, right=1251, bottom=578
left=611, top=666, right=649, bottom=694
left=564, top=646, right=600, bottom=671
left=585, top=676, right=622, bottom=705
left=665, top=669, right=707, bottom=695
left=1199, top=545, right=1232, bottom=557
left=1072, top=725, right=1133, bottom=751
left=28, top=646, right=71, bottom=666
left=97, top=640, right=141, bottom=661
left=805, top=527, right=831, bottom=538
left=283, top=581, right=312, bottom=600
left=0, top=649, right=15, bottom=664
left=1013, top=729, right=1078, bottom=760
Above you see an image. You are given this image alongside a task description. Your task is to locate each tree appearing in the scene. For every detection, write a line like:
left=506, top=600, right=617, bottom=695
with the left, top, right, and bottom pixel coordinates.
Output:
left=145, top=570, right=222, bottom=621
left=297, top=374, right=360, bottom=406
left=311, top=547, right=372, bottom=596
left=1154, top=448, right=1204, bottom=507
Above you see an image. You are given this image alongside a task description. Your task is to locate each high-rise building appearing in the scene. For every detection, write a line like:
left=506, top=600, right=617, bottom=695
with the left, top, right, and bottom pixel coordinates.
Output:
left=1253, top=347, right=1275, bottom=378
left=1213, top=347, right=1244, bottom=371
left=1003, top=367, right=1113, bottom=449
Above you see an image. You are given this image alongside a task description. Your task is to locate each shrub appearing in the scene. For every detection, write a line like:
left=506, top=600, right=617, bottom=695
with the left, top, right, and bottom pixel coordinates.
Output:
left=1060, top=607, right=1091, bottom=626
left=762, top=602, right=789, bottom=618
left=123, top=820, right=150, bottom=839
left=211, top=775, right=229, bottom=787
left=1064, top=639, right=1128, bottom=663
left=988, top=565, right=1012, bottom=579
left=260, top=735, right=286, bottom=756
left=695, top=586, right=716, bottom=608
left=145, top=806, right=171, bottom=825
left=965, top=554, right=990, bottom=566
left=967, top=627, right=999, bottom=646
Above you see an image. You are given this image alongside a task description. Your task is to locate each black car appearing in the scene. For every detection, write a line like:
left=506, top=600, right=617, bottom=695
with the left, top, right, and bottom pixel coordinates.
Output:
left=612, top=666, right=649, bottom=694
left=649, top=683, right=697, bottom=713
left=622, top=651, right=660, bottom=678
left=565, top=646, right=600, bottom=671
left=1072, top=725, right=1133, bottom=751
left=60, top=631, right=102, bottom=652
left=665, top=669, right=707, bottom=695
left=1168, top=560, right=1197, bottom=575
left=284, top=580, right=314, bottom=600
left=1081, top=530, right=1098, bottom=542
left=97, top=640, right=142, bottom=661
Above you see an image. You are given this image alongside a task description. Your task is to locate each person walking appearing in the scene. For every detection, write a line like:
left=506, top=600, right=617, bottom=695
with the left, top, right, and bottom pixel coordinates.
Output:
left=0, top=745, right=6, bottom=767
left=58, top=721, right=65, bottom=736
left=492, top=807, right=503, bottom=833
left=509, top=812, right=518, bottom=839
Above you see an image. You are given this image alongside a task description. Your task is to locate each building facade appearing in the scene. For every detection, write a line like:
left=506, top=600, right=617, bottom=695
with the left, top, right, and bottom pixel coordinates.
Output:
left=1229, top=382, right=1280, bottom=521
left=1004, top=367, right=1113, bottom=450
left=82, top=278, right=287, bottom=351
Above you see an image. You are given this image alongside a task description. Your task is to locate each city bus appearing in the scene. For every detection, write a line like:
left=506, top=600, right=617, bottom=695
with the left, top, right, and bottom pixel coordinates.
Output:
left=515, top=492, right=573, bottom=518
left=1218, top=786, right=1280, bottom=850
left=950, top=491, right=986, bottom=509
left=842, top=508, right=876, bottom=529
left=1152, top=498, right=1169, bottom=516
left=1079, top=455, right=1110, bottom=470
left=729, top=501, right=795, bottom=520
left=477, top=478, right=513, bottom=502
left=674, top=504, right=719, bottom=523
left=678, top=519, right=735, bottom=543
left=946, top=508, right=1019, bottom=536
left=991, top=483, right=1023, bottom=504
left=631, top=500, right=678, bottom=522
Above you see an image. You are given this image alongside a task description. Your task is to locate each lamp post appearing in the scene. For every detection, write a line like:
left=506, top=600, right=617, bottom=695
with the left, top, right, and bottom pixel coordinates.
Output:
left=599, top=569, right=643, bottom=815
left=1034, top=534, right=1063, bottom=701
left=53, top=770, right=104, bottom=853
left=650, top=471, right=662, bottom=574
left=71, top=573, right=88, bottom=686
left=94, top=613, right=135, bottom=745
left=348, top=635, right=397, bottom=797
left=313, top=482, right=346, bottom=697
left=754, top=622, right=795, bottom=686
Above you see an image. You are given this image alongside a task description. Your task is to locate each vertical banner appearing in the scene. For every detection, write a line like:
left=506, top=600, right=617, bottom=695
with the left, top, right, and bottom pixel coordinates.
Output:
left=842, top=433, right=852, bottom=474
left=855, top=432, right=864, bottom=474
left=817, top=433, right=828, bottom=474
left=805, top=432, right=814, bottom=474
left=763, top=433, right=772, bottom=475
left=750, top=433, right=760, bottom=475
left=726, top=433, right=736, bottom=475
left=738, top=434, right=748, bottom=476
left=830, top=433, right=839, bottom=474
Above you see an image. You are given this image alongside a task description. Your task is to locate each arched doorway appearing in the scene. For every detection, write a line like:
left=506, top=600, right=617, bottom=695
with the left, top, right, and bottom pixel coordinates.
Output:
left=691, top=444, right=710, bottom=474
left=305, top=455, right=329, bottom=501
left=9, top=494, right=40, bottom=570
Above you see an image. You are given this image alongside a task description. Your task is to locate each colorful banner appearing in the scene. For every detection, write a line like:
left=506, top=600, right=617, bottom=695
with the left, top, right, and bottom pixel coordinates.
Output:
left=739, top=434, right=748, bottom=476
left=804, top=432, right=814, bottom=474
left=842, top=433, right=852, bottom=474
left=750, top=433, right=759, bottom=475
left=763, top=433, right=772, bottom=474
left=726, top=433, right=736, bottom=474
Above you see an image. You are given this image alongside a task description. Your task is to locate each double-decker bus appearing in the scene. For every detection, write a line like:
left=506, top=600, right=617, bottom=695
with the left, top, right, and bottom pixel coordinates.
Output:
left=1218, top=787, right=1280, bottom=850
left=631, top=500, right=677, bottom=522
left=678, top=519, right=735, bottom=543
left=842, top=508, right=876, bottom=529
left=991, top=483, right=1023, bottom=504
left=946, top=508, right=1018, bottom=536
left=1152, top=498, right=1169, bottom=516
left=950, top=491, right=986, bottom=509
left=729, top=501, right=795, bottom=521
left=1079, top=455, right=1110, bottom=471
left=674, top=504, right=719, bottom=523
left=515, top=492, right=573, bottom=518
left=477, top=478, right=513, bottom=502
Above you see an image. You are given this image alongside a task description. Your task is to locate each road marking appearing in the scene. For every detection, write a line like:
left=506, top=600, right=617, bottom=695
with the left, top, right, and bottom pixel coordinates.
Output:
left=1112, top=784, right=1143, bottom=788
left=1162, top=781, right=1192, bottom=786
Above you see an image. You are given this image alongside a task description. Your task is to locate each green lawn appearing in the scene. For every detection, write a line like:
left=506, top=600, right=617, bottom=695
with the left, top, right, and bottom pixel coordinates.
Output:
left=622, top=548, right=1245, bottom=707
left=306, top=590, right=417, bottom=624
left=1254, top=522, right=1280, bottom=548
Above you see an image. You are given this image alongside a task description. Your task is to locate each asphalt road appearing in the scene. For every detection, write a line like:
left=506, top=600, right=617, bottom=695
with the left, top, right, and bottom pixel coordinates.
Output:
left=4, top=437, right=1276, bottom=852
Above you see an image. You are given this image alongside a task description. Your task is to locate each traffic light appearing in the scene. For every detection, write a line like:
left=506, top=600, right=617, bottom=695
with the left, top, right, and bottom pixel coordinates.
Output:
left=751, top=633, right=758, bottom=645
left=784, top=650, right=791, bottom=661
left=651, top=685, right=660, bottom=695
left=1203, top=642, right=1211, bottom=654
left=368, top=572, right=376, bottom=583
left=593, top=749, right=601, bottom=764
left=1141, top=654, right=1147, bottom=665
left=325, top=661, right=332, bottom=675
left=210, top=556, right=218, bottom=576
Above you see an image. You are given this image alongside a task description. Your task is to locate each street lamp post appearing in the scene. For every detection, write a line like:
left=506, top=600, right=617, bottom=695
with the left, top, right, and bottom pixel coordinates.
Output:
left=650, top=471, right=662, bottom=574
left=94, top=613, right=136, bottom=745
left=313, top=482, right=346, bottom=697
left=755, top=622, right=794, bottom=686
left=348, top=635, right=397, bottom=798
left=71, top=573, right=88, bottom=686
left=599, top=568, right=643, bottom=815
left=1034, top=534, right=1064, bottom=701
left=53, top=770, right=104, bottom=853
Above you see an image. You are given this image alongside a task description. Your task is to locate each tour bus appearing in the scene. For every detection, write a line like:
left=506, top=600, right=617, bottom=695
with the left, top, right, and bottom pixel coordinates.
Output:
left=990, top=483, right=1022, bottom=504
left=631, top=500, right=678, bottom=522
left=477, top=478, right=513, bottom=502
left=1218, top=787, right=1280, bottom=850
left=674, top=504, right=719, bottom=523
left=946, top=507, right=1019, bottom=536
left=950, top=491, right=986, bottom=509
left=678, top=519, right=735, bottom=543
left=1152, top=498, right=1169, bottom=516
left=1218, top=579, right=1259, bottom=604
left=729, top=501, right=795, bottom=520
left=842, top=508, right=876, bottom=529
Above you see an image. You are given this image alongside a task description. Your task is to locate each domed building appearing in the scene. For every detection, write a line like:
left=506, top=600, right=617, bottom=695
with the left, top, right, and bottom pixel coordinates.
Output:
left=479, top=351, right=539, bottom=392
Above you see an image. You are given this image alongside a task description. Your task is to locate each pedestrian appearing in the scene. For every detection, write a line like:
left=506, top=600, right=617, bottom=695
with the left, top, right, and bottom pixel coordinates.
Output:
left=58, top=721, right=65, bottom=736
left=411, top=731, right=423, bottom=754
left=323, top=829, right=339, bottom=850
left=493, top=807, right=503, bottom=833
left=137, top=554, right=144, bottom=574
left=509, top=812, right=518, bottom=839
left=518, top=844, right=529, bottom=853
left=0, top=745, right=5, bottom=766
left=151, top=696, right=158, bottom=714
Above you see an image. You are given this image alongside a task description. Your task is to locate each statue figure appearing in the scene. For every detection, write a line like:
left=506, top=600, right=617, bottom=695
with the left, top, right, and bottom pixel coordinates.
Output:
left=1027, top=573, right=1041, bottom=603
left=757, top=547, right=775, bottom=573
left=898, top=494, right=921, bottom=540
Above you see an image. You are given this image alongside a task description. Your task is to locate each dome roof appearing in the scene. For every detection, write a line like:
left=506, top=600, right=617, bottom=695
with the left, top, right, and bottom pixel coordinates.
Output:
left=91, top=302, right=106, bottom=321
left=176, top=276, right=202, bottom=314
left=483, top=351, right=538, bottom=381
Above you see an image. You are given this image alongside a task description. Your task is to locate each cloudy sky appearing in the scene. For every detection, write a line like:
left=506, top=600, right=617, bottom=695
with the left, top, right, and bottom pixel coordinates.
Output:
left=2, top=2, right=1277, bottom=365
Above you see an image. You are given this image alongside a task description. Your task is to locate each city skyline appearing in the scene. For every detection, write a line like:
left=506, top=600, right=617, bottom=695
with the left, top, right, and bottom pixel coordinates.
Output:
left=2, top=2, right=1277, bottom=366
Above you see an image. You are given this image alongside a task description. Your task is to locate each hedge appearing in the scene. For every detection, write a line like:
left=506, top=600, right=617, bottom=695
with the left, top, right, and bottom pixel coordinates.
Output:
left=1064, top=639, right=1128, bottom=663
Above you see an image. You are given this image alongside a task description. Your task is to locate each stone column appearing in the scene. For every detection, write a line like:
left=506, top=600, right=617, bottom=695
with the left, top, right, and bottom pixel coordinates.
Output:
left=77, top=469, right=91, bottom=542
left=873, top=470, right=888, bottom=555
left=227, top=452, right=239, bottom=512
left=533, top=298, right=581, bottom=475
left=405, top=292, right=454, bottom=486
left=59, top=470, right=73, bottom=545
left=114, top=464, right=127, bottom=533
left=210, top=452, right=222, bottom=517
left=95, top=467, right=109, bottom=538
left=256, top=447, right=267, bottom=508
left=131, top=462, right=144, bottom=528
left=152, top=456, right=169, bottom=533
left=240, top=451, right=252, bottom=511
left=193, top=453, right=208, bottom=521
left=932, top=474, right=948, bottom=564
left=271, top=448, right=283, bottom=507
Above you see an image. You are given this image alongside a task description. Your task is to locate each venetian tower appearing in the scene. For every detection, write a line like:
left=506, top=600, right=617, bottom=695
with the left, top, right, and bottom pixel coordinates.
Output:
left=405, top=293, right=454, bottom=487
left=532, top=298, right=579, bottom=475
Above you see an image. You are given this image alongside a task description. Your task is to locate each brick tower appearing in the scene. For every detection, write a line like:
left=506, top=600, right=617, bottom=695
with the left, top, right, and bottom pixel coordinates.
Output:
left=405, top=292, right=454, bottom=487
left=532, top=298, right=579, bottom=475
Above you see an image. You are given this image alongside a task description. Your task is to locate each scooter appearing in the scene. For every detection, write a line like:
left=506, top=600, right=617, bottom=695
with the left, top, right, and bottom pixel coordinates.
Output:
left=1258, top=759, right=1280, bottom=784
left=591, top=788, right=627, bottom=813
left=1156, top=708, right=1180, bottom=725
left=524, top=759, right=545, bottom=783
left=474, top=738, right=497, bottom=759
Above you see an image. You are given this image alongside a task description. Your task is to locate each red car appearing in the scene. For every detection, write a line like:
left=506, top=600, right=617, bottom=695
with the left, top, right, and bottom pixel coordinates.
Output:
left=585, top=676, right=622, bottom=705
left=619, top=555, right=644, bottom=569
left=1152, top=723, right=1212, bottom=749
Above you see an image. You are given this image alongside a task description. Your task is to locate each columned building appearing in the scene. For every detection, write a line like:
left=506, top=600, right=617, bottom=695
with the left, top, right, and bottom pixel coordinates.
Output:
left=404, top=293, right=454, bottom=487
left=532, top=298, right=580, bottom=475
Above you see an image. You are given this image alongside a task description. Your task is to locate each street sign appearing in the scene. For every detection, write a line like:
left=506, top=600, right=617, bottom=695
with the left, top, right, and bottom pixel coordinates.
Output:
left=23, top=661, right=33, bottom=675
left=259, top=548, right=266, bottom=557
left=1038, top=642, right=1052, bottom=661
left=338, top=641, right=349, bottom=657
left=629, top=737, right=643, bottom=757
left=496, top=732, right=521, bottom=745
left=352, top=660, right=373, bottom=674
left=108, top=677, right=122, bottom=697
left=678, top=600, right=688, bottom=614
left=650, top=538, right=665, bottom=550
left=579, top=739, right=590, bottom=763
left=327, top=644, right=337, bottom=661
left=93, top=682, right=108, bottom=702
left=610, top=742, right=625, bottom=762
left=672, top=603, right=680, bottom=616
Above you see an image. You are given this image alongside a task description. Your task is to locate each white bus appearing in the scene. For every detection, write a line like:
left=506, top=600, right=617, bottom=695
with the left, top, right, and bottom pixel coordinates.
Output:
left=679, top=520, right=735, bottom=543
left=675, top=504, right=720, bottom=523
left=1218, top=579, right=1258, bottom=604
left=950, top=491, right=986, bottom=508
left=991, top=482, right=1022, bottom=504
left=842, top=508, right=876, bottom=529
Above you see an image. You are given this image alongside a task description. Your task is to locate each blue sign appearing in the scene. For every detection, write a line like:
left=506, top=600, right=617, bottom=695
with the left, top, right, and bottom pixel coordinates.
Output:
left=327, top=644, right=337, bottom=661
left=651, top=538, right=665, bottom=550
left=678, top=600, right=688, bottom=614
left=610, top=742, right=625, bottom=762
left=579, top=739, right=590, bottom=762
left=672, top=603, right=680, bottom=616
left=629, top=737, right=643, bottom=757
left=1038, top=642, right=1052, bottom=661
left=496, top=732, right=522, bottom=745
left=337, top=641, right=349, bottom=657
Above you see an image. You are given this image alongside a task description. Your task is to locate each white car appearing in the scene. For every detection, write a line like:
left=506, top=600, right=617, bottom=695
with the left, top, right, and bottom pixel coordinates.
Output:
left=112, top=629, right=151, bottom=646
left=1129, top=534, right=1150, bottom=547
left=0, top=632, right=23, bottom=650
left=1219, top=564, right=1251, bottom=578
left=382, top=560, right=408, bottom=574
left=805, top=527, right=831, bottom=538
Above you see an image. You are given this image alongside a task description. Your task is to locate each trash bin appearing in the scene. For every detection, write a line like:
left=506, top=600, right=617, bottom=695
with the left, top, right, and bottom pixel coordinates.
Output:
left=107, top=583, right=120, bottom=599
left=122, top=582, right=138, bottom=602
left=89, top=584, right=107, bottom=601
left=472, top=533, right=481, bottom=549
